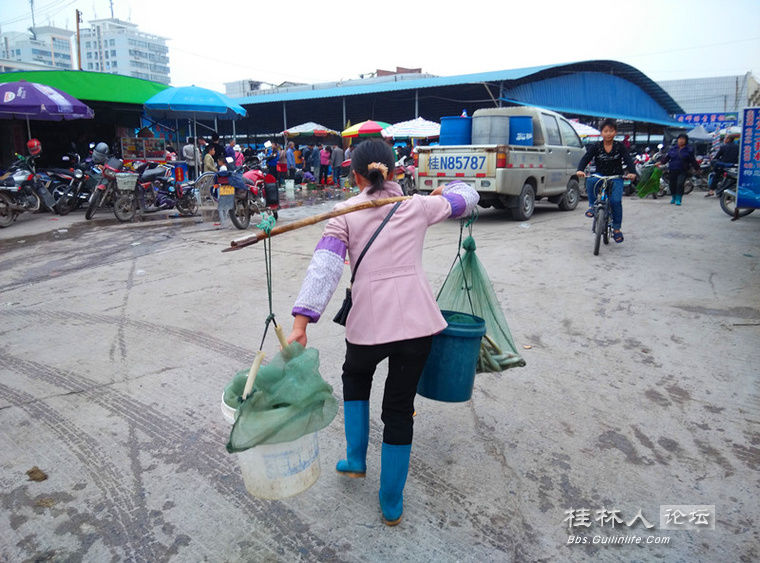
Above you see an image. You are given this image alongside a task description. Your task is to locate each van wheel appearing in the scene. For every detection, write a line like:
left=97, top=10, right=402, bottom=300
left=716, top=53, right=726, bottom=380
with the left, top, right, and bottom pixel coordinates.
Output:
left=559, top=178, right=580, bottom=211
left=511, top=183, right=535, bottom=221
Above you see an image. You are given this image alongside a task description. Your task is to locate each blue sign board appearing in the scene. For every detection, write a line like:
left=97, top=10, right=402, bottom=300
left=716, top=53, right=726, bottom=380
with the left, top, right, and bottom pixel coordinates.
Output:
left=674, top=112, right=739, bottom=128
left=737, top=107, right=760, bottom=209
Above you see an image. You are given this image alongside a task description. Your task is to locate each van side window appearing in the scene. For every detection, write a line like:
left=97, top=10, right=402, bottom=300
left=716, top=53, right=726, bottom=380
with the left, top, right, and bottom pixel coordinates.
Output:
left=541, top=114, right=562, bottom=145
left=558, top=119, right=582, bottom=148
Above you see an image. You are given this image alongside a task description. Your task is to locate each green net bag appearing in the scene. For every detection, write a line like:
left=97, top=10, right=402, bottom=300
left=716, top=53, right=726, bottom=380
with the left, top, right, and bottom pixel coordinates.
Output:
left=436, top=232, right=525, bottom=373
left=225, top=342, right=338, bottom=453
left=636, top=165, right=662, bottom=198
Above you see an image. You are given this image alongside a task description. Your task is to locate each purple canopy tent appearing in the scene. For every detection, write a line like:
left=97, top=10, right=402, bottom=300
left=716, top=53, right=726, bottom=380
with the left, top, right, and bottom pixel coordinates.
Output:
left=0, top=80, right=94, bottom=139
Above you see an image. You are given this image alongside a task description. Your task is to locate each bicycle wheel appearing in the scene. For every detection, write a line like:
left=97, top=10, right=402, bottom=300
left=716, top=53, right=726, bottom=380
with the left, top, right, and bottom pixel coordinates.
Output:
left=602, top=205, right=610, bottom=245
left=594, top=207, right=605, bottom=255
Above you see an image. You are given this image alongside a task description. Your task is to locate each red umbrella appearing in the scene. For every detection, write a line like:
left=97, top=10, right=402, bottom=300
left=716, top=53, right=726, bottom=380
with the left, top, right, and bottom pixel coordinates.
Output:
left=341, top=120, right=391, bottom=138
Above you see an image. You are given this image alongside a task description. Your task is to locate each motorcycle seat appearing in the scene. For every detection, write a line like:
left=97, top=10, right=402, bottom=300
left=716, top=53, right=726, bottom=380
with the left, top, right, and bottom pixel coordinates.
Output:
left=141, top=168, right=166, bottom=180
left=47, top=168, right=75, bottom=176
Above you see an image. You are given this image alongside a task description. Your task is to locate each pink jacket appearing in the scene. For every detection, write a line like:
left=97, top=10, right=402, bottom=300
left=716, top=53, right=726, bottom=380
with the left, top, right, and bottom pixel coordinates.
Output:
left=320, top=149, right=331, bottom=165
left=323, top=183, right=452, bottom=344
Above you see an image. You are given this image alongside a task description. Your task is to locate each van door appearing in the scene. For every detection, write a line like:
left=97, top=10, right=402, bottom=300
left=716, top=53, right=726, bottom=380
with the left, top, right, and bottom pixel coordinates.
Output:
left=557, top=118, right=586, bottom=179
left=539, top=113, right=565, bottom=193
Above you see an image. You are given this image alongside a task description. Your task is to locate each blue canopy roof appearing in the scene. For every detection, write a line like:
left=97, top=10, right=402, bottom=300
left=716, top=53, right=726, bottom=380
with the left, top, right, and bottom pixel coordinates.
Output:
left=236, top=60, right=683, bottom=126
left=144, top=85, right=246, bottom=120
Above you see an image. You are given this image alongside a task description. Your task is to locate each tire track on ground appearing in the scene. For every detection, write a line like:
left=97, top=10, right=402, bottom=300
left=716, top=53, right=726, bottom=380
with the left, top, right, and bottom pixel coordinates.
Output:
left=0, top=352, right=339, bottom=561
left=0, top=382, right=149, bottom=562
left=4, top=309, right=253, bottom=363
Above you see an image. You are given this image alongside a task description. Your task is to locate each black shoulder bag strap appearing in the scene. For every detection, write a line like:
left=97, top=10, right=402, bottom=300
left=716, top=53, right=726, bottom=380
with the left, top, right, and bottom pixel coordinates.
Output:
left=332, top=200, right=402, bottom=325
left=349, top=200, right=402, bottom=285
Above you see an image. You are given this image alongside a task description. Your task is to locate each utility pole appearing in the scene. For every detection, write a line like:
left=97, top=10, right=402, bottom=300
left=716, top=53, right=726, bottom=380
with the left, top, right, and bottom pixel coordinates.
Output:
left=75, top=9, right=82, bottom=70
left=109, top=0, right=114, bottom=19
left=29, top=0, right=37, bottom=39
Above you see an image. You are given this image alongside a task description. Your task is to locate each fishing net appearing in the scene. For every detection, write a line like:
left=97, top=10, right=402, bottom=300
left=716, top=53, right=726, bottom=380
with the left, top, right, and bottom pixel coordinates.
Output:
left=224, top=214, right=337, bottom=453
left=225, top=342, right=337, bottom=453
left=436, top=217, right=525, bottom=373
left=636, top=165, right=662, bottom=198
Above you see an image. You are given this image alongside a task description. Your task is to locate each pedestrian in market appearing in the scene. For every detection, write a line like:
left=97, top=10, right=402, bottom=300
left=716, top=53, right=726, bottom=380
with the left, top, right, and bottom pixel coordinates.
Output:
left=330, top=143, right=345, bottom=187
left=203, top=144, right=218, bottom=173
left=287, top=139, right=479, bottom=526
left=319, top=144, right=331, bottom=184
left=183, top=137, right=199, bottom=179
left=658, top=133, right=699, bottom=206
left=286, top=141, right=296, bottom=179
left=310, top=143, right=322, bottom=179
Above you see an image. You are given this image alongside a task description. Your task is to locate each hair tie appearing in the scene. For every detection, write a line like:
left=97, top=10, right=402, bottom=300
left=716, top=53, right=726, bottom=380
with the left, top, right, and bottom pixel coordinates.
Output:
left=367, top=162, right=389, bottom=180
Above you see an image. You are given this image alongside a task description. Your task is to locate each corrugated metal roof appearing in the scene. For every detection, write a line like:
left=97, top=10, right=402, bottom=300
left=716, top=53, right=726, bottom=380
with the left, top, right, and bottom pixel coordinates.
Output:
left=235, top=60, right=683, bottom=119
left=235, top=64, right=559, bottom=104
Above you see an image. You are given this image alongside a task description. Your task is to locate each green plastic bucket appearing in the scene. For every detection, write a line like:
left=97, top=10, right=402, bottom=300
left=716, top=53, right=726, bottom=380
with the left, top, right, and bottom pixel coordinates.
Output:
left=417, top=310, right=486, bottom=402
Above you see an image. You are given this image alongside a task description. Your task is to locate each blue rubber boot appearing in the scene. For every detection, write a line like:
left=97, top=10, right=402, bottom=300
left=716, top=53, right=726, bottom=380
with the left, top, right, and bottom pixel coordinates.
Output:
left=379, top=443, right=412, bottom=526
left=675, top=195, right=682, bottom=206
left=670, top=195, right=676, bottom=204
left=336, top=400, right=369, bottom=477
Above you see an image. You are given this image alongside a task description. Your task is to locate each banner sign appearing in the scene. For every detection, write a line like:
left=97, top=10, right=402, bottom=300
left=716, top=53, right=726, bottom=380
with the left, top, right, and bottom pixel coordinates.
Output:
left=120, top=137, right=166, bottom=162
left=674, top=112, right=739, bottom=127
left=737, top=107, right=760, bottom=209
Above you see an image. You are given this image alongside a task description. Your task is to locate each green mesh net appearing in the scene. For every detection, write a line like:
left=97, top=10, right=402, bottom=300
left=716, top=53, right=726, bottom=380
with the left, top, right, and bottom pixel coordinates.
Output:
left=436, top=228, right=525, bottom=373
left=636, top=165, right=662, bottom=198
left=225, top=342, right=338, bottom=453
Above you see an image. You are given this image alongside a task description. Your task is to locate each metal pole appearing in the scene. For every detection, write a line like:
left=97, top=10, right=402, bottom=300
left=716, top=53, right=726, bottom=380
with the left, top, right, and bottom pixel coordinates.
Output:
left=282, top=102, right=287, bottom=131
left=75, top=9, right=82, bottom=70
left=342, top=97, right=346, bottom=130
left=232, top=120, right=236, bottom=142
left=415, top=90, right=419, bottom=117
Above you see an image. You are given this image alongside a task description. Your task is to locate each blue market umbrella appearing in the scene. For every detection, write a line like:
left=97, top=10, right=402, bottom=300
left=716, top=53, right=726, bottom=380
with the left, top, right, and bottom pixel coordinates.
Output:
left=144, top=85, right=247, bottom=172
left=0, top=80, right=94, bottom=139
left=143, top=85, right=246, bottom=120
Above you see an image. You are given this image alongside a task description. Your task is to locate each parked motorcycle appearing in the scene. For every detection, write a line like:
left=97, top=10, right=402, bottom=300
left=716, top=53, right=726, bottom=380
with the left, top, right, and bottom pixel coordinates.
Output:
left=718, top=167, right=753, bottom=217
left=0, top=153, right=57, bottom=227
left=113, top=162, right=198, bottom=222
left=53, top=154, right=99, bottom=215
left=394, top=155, right=416, bottom=195
left=85, top=155, right=127, bottom=220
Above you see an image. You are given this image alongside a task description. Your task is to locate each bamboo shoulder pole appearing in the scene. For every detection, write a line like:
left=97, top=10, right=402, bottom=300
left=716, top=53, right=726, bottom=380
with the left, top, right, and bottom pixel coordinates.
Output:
left=223, top=196, right=412, bottom=252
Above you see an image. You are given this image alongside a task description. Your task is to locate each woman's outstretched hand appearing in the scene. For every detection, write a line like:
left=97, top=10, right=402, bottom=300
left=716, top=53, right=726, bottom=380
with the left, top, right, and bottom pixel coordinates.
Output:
left=288, top=314, right=309, bottom=347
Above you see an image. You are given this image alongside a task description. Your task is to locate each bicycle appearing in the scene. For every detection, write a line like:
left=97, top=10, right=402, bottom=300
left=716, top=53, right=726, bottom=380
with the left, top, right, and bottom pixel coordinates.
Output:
left=587, top=174, right=622, bottom=256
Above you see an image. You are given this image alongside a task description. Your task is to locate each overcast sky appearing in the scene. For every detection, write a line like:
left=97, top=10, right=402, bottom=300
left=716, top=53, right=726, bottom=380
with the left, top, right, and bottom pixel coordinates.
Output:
left=2, top=0, right=759, bottom=93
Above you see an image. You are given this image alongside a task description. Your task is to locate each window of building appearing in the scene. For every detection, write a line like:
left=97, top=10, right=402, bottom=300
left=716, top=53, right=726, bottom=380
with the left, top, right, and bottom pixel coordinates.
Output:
left=105, top=51, right=109, bottom=58
left=111, top=50, right=116, bottom=57
left=87, top=52, right=92, bottom=59
left=88, top=63, right=93, bottom=69
left=95, top=62, right=99, bottom=70
left=85, top=41, right=91, bottom=48
left=105, top=61, right=110, bottom=69
left=109, top=39, right=115, bottom=46
left=111, top=60, right=117, bottom=68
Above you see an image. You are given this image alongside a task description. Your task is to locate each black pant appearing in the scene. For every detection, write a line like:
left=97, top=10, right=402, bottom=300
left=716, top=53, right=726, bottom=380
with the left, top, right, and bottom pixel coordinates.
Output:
left=319, top=164, right=329, bottom=184
left=668, top=170, right=687, bottom=196
left=342, top=336, right=433, bottom=445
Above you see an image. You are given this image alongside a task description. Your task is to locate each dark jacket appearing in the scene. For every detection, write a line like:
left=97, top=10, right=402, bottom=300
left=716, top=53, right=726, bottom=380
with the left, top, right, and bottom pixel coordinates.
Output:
left=713, top=142, right=739, bottom=167
left=661, top=144, right=698, bottom=172
left=577, top=140, right=636, bottom=176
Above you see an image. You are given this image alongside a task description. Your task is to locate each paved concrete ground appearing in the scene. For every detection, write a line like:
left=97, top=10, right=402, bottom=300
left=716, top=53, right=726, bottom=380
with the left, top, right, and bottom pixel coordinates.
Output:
left=0, top=193, right=758, bottom=562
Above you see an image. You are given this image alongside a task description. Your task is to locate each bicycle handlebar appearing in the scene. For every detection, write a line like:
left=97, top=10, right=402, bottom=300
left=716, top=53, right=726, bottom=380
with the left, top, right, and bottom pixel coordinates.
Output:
left=589, top=174, right=623, bottom=180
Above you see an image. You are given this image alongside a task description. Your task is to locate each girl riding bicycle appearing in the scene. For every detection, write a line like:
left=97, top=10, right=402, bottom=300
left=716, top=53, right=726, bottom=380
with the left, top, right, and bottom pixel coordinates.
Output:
left=576, top=119, right=637, bottom=243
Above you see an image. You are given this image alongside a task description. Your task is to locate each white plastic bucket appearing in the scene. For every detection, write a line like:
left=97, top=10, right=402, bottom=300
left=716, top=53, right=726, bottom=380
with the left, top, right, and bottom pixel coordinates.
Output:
left=221, top=393, right=321, bottom=499
left=284, top=179, right=295, bottom=200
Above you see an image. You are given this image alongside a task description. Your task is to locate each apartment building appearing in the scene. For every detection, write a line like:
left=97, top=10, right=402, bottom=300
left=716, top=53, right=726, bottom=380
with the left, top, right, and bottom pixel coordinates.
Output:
left=0, top=26, right=74, bottom=71
left=79, top=18, right=170, bottom=84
